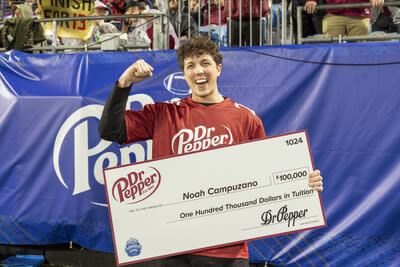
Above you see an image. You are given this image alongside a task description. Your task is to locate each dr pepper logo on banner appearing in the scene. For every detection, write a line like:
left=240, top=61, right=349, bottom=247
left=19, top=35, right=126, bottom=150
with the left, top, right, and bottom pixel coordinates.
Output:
left=112, top=167, right=161, bottom=204
left=53, top=73, right=188, bottom=206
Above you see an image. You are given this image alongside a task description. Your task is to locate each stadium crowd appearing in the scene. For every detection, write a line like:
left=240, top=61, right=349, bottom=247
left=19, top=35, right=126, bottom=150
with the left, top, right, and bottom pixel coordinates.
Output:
left=0, top=0, right=399, bottom=51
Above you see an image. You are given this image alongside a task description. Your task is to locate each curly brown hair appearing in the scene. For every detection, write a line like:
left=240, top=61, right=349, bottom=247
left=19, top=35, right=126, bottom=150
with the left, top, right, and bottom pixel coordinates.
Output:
left=176, top=35, right=223, bottom=71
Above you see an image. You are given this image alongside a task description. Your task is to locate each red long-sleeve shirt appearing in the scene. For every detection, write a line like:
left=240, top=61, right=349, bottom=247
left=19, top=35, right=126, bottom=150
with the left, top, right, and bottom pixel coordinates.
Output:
left=123, top=96, right=266, bottom=258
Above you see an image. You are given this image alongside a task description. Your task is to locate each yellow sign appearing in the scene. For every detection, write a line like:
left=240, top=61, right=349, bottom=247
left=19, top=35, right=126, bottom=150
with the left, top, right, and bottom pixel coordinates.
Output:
left=37, top=0, right=95, bottom=40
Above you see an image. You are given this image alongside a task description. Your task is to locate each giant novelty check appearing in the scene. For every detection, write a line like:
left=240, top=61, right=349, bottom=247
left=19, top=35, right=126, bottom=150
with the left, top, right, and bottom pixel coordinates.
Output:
left=103, top=130, right=326, bottom=265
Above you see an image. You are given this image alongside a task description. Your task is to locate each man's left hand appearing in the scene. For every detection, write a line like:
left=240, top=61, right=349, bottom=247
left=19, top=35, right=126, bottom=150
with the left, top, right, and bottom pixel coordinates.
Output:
left=308, top=170, right=323, bottom=192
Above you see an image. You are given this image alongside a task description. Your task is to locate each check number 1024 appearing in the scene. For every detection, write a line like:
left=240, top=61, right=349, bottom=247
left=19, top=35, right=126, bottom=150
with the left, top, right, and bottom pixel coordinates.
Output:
left=285, top=137, right=303, bottom=146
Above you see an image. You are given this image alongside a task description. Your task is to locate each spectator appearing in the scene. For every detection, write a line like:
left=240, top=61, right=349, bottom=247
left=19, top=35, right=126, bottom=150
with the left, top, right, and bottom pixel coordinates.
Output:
left=304, top=0, right=385, bottom=38
left=145, top=8, right=180, bottom=48
left=371, top=0, right=400, bottom=33
left=169, top=0, right=198, bottom=40
left=190, top=0, right=205, bottom=26
left=121, top=1, right=151, bottom=44
left=92, top=0, right=120, bottom=40
left=95, top=0, right=112, bottom=17
left=13, top=3, right=31, bottom=18
left=121, top=1, right=178, bottom=49
left=224, top=0, right=269, bottom=46
left=138, top=0, right=154, bottom=10
left=1, top=3, right=46, bottom=51
left=291, top=0, right=325, bottom=43
left=203, top=0, right=227, bottom=26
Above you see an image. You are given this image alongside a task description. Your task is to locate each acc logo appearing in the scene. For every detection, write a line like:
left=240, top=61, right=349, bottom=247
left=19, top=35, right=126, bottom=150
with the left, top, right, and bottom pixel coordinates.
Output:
left=125, top=238, right=142, bottom=257
left=112, top=166, right=161, bottom=204
left=163, top=72, right=191, bottom=95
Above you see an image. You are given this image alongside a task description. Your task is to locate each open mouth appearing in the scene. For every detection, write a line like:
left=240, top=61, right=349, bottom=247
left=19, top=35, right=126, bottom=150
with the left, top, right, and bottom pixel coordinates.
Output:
left=195, top=78, right=208, bottom=85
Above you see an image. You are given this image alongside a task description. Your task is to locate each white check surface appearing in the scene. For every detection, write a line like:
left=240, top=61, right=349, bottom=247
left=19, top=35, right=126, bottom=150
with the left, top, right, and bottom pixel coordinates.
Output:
left=103, top=130, right=326, bottom=265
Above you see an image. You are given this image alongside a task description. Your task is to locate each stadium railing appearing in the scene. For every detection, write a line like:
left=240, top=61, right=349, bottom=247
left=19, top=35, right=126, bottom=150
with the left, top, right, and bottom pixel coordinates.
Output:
left=0, top=13, right=169, bottom=53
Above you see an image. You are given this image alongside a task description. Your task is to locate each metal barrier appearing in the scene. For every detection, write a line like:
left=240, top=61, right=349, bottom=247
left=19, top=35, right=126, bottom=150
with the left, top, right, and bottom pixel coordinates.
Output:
left=297, top=1, right=400, bottom=44
left=5, top=1, right=399, bottom=50
left=189, top=0, right=273, bottom=47
left=0, top=13, right=169, bottom=52
left=0, top=0, right=278, bottom=51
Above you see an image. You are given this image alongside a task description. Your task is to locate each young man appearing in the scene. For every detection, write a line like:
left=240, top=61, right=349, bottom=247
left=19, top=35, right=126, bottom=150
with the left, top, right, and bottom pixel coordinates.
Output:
left=98, top=35, right=323, bottom=266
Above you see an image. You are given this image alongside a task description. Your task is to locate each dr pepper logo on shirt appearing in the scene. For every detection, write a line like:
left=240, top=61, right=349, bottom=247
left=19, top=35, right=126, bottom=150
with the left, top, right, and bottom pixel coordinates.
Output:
left=112, top=167, right=161, bottom=204
left=172, top=125, right=233, bottom=154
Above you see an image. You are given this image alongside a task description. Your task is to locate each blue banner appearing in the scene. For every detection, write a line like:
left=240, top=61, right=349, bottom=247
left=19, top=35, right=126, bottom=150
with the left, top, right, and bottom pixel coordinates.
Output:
left=0, top=42, right=399, bottom=266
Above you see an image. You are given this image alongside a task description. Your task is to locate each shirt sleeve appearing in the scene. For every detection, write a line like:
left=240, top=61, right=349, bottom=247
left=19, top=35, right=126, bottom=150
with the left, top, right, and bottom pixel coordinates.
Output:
left=98, top=82, right=130, bottom=144
left=124, top=104, right=156, bottom=144
left=251, top=115, right=267, bottom=140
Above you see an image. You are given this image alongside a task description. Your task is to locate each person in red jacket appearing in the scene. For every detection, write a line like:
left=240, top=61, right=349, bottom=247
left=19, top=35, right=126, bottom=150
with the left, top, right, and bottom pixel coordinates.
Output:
left=203, top=0, right=228, bottom=26
left=224, top=0, right=269, bottom=46
left=98, top=35, right=324, bottom=266
left=304, top=0, right=385, bottom=37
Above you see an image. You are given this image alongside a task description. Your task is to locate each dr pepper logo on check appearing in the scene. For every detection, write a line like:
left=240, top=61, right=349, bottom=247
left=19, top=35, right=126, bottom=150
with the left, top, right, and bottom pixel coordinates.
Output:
left=112, top=167, right=161, bottom=204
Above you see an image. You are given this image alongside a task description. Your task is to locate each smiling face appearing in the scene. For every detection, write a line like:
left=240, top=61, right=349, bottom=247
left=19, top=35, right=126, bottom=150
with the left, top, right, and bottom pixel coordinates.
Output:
left=183, top=53, right=223, bottom=103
